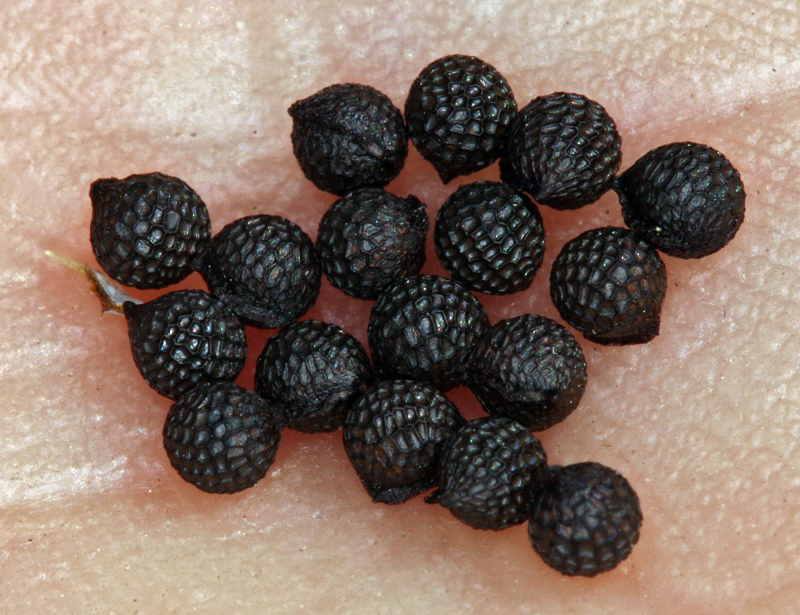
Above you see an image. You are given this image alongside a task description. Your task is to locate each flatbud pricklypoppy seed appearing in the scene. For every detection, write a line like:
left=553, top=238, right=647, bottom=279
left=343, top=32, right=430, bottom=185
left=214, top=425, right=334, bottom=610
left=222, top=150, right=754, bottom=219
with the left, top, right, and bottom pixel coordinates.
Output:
left=90, top=172, right=211, bottom=289
left=614, top=141, right=746, bottom=258
left=405, top=55, right=517, bottom=183
left=528, top=462, right=643, bottom=576
left=550, top=227, right=667, bottom=345
left=289, top=83, right=408, bottom=196
left=500, top=92, right=621, bottom=210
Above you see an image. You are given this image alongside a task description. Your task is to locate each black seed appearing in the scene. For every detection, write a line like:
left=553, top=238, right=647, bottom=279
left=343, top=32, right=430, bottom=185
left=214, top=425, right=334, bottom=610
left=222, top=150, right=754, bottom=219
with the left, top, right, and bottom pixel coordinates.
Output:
left=90, top=172, right=211, bottom=289
left=163, top=382, right=284, bottom=494
left=550, top=227, right=667, bottom=345
left=289, top=83, right=408, bottom=196
left=368, top=275, right=490, bottom=390
left=614, top=141, right=746, bottom=258
left=199, top=215, right=321, bottom=329
left=316, top=188, right=429, bottom=300
left=528, top=462, right=642, bottom=577
left=427, top=417, right=547, bottom=530
left=405, top=55, right=517, bottom=183
left=500, top=92, right=622, bottom=209
left=343, top=379, right=465, bottom=504
left=255, top=320, right=372, bottom=433
left=123, top=290, right=248, bottom=400
left=434, top=181, right=545, bottom=295
left=469, top=314, right=587, bottom=430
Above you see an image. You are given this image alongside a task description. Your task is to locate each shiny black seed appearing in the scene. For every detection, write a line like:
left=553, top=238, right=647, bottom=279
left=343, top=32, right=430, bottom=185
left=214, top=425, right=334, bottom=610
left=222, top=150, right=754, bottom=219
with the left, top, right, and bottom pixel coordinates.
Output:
left=550, top=227, right=667, bottom=345
left=368, top=275, right=490, bottom=390
left=343, top=379, right=465, bottom=504
left=199, top=215, right=321, bottom=329
left=500, top=92, right=621, bottom=209
left=427, top=417, right=547, bottom=530
left=90, top=172, right=211, bottom=289
left=316, top=188, right=428, bottom=300
left=123, top=289, right=248, bottom=400
left=163, top=382, right=284, bottom=494
left=615, top=141, right=746, bottom=258
left=255, top=320, right=372, bottom=433
left=528, top=462, right=642, bottom=577
left=434, top=181, right=545, bottom=295
left=469, top=314, right=587, bottom=430
left=289, top=83, right=408, bottom=196
left=405, top=55, right=517, bottom=183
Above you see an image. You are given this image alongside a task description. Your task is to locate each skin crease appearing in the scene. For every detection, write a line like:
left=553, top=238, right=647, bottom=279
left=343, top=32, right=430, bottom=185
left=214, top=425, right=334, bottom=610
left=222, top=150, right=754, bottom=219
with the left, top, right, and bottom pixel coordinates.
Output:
left=0, top=0, right=798, bottom=613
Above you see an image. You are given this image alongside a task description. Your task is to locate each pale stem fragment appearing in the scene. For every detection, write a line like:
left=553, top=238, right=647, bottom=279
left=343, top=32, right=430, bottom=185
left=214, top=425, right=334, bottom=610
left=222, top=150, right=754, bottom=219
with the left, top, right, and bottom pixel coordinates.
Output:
left=44, top=250, right=142, bottom=315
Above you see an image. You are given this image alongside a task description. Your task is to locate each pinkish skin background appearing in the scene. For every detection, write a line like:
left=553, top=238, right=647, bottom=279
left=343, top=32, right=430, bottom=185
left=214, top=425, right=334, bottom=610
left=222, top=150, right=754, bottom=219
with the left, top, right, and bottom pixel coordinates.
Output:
left=1, top=0, right=798, bottom=613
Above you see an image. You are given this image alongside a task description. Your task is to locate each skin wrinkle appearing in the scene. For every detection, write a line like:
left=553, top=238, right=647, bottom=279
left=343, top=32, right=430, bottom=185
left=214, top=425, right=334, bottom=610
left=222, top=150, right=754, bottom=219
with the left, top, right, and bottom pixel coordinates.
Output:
left=0, top=0, right=799, bottom=613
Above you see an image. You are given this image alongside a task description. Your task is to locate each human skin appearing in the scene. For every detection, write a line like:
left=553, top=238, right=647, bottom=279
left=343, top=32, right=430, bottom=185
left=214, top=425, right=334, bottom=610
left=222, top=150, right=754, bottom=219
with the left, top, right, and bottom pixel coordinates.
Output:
left=1, top=1, right=798, bottom=613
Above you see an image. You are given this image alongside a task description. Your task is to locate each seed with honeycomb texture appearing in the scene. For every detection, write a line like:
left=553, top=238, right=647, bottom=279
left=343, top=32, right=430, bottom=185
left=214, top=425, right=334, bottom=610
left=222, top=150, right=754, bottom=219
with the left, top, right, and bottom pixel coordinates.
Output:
left=289, top=83, right=408, bottom=196
left=199, top=215, right=321, bottom=329
left=368, top=275, right=490, bottom=390
left=405, top=55, right=517, bottom=183
left=528, top=462, right=642, bottom=576
left=550, top=227, right=667, bottom=345
left=427, top=417, right=547, bottom=530
left=343, top=379, right=465, bottom=504
left=614, top=141, right=746, bottom=258
left=316, top=188, right=428, bottom=300
left=434, top=181, right=545, bottom=295
left=163, top=382, right=284, bottom=494
left=90, top=172, right=211, bottom=289
left=469, top=314, right=587, bottom=431
left=255, top=320, right=372, bottom=433
left=123, top=289, right=248, bottom=400
left=500, top=92, right=621, bottom=209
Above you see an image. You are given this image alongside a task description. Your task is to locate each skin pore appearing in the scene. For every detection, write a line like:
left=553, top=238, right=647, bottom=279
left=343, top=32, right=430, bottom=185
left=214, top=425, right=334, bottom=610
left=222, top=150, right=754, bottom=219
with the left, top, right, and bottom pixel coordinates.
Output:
left=1, top=1, right=798, bottom=613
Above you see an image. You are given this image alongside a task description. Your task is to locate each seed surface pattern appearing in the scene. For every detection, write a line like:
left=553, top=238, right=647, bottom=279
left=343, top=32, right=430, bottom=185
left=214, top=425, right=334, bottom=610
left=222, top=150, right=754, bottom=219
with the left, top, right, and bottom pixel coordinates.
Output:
left=90, top=172, right=211, bottom=289
left=289, top=83, right=408, bottom=196
left=163, top=382, right=284, bottom=494
left=428, top=417, right=547, bottom=530
left=469, top=314, right=587, bottom=430
left=255, top=320, right=372, bottom=433
left=316, top=188, right=428, bottom=299
left=500, top=92, right=621, bottom=209
left=124, top=290, right=248, bottom=400
left=344, top=379, right=465, bottom=504
left=615, top=141, right=746, bottom=258
left=368, top=275, right=490, bottom=389
left=550, top=226, right=667, bottom=345
left=200, top=215, right=321, bottom=329
left=528, top=462, right=642, bottom=576
left=434, top=181, right=545, bottom=295
left=405, top=54, right=517, bottom=182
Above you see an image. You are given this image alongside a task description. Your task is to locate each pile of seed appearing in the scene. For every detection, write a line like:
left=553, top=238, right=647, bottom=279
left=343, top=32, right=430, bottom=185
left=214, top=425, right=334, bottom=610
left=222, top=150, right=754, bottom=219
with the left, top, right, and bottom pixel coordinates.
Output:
left=86, top=55, right=745, bottom=578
